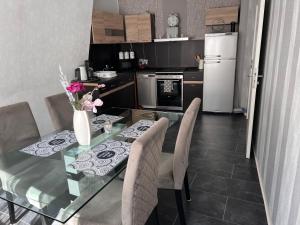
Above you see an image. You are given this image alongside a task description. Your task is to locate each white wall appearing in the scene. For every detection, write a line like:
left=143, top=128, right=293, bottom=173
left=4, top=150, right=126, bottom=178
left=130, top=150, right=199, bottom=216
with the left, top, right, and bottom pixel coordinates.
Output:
left=0, top=0, right=93, bottom=135
left=94, top=0, right=119, bottom=13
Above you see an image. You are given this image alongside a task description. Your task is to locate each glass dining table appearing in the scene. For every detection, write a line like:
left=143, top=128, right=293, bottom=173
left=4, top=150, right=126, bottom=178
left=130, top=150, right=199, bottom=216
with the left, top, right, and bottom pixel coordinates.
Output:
left=0, top=107, right=182, bottom=224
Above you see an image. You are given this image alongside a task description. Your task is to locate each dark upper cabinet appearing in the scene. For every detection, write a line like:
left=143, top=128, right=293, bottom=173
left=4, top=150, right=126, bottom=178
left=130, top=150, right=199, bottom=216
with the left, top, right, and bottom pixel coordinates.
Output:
left=183, top=70, right=203, bottom=111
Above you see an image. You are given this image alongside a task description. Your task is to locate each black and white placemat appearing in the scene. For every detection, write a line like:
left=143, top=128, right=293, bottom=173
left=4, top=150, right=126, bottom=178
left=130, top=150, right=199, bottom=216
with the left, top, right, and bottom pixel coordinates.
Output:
left=90, top=114, right=124, bottom=132
left=20, top=130, right=77, bottom=157
left=118, top=119, right=155, bottom=139
left=69, top=140, right=131, bottom=176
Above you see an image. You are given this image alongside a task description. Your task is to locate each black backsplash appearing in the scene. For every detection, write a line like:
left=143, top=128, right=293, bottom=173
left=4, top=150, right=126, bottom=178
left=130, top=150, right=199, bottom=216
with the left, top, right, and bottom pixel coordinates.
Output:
left=89, top=44, right=121, bottom=71
left=89, top=40, right=204, bottom=70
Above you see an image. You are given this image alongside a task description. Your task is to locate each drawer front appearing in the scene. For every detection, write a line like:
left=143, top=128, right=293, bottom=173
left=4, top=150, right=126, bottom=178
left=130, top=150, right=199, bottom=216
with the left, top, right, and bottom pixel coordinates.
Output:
left=183, top=71, right=204, bottom=81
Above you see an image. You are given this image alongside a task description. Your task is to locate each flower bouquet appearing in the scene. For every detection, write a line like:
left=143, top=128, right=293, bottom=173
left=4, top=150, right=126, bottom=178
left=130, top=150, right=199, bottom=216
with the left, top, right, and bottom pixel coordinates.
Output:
left=59, top=66, right=105, bottom=145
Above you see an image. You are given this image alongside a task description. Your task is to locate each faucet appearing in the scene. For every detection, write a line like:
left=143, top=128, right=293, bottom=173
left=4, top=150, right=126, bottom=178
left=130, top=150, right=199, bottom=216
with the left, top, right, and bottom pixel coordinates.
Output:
left=103, top=65, right=110, bottom=71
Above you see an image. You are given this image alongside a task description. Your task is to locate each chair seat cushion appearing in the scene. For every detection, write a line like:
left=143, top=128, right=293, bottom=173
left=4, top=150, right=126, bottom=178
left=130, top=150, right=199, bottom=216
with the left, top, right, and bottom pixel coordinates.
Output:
left=0, top=158, right=67, bottom=209
left=158, top=152, right=174, bottom=189
left=65, top=178, right=123, bottom=225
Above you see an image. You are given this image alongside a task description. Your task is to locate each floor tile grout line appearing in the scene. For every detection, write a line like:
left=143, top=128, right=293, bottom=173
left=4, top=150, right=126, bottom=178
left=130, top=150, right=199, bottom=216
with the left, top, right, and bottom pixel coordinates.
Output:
left=231, top=164, right=235, bottom=178
left=171, top=214, right=178, bottom=225
left=190, top=172, right=198, bottom=186
left=222, top=196, right=229, bottom=220
left=189, top=210, right=243, bottom=225
left=190, top=188, right=264, bottom=205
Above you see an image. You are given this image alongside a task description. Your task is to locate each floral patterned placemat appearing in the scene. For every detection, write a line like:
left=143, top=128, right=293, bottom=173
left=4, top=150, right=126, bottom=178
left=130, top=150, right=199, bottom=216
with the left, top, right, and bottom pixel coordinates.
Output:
left=118, top=119, right=155, bottom=139
left=20, top=130, right=77, bottom=157
left=69, top=139, right=131, bottom=176
left=90, top=114, right=124, bottom=132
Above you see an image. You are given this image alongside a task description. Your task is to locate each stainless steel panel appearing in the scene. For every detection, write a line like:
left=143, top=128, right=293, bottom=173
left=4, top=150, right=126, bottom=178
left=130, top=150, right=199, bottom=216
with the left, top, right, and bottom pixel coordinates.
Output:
left=136, top=73, right=156, bottom=108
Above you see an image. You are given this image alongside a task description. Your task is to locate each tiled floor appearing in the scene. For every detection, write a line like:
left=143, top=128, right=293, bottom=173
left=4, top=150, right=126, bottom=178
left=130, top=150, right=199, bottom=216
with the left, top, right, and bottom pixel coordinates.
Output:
left=155, top=113, right=268, bottom=225
left=0, top=113, right=268, bottom=225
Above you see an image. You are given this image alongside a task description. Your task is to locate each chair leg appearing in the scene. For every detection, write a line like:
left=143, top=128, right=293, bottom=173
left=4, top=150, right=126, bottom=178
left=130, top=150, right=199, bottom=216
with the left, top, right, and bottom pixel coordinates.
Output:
left=174, top=190, right=186, bottom=225
left=154, top=205, right=160, bottom=225
left=7, top=201, right=16, bottom=224
left=184, top=172, right=192, bottom=201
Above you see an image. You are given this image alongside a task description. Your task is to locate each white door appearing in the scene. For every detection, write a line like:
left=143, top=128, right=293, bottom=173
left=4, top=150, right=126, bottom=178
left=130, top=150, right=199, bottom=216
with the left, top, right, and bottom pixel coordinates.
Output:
left=203, top=59, right=236, bottom=113
left=205, top=33, right=238, bottom=59
left=245, top=0, right=266, bottom=159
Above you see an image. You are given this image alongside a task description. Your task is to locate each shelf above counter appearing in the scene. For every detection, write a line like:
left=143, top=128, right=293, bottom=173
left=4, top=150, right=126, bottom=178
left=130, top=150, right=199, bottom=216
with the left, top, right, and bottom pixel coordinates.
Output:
left=153, top=37, right=189, bottom=42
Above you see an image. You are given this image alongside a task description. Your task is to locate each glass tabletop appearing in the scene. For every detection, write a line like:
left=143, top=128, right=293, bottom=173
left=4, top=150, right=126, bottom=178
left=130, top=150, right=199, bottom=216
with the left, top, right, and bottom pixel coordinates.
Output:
left=0, top=107, right=182, bottom=223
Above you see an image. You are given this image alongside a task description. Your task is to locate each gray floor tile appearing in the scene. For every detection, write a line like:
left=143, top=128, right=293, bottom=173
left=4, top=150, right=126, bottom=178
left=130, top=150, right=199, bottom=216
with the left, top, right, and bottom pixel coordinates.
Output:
left=224, top=198, right=267, bottom=225
left=174, top=211, right=236, bottom=225
left=232, top=166, right=259, bottom=182
left=189, top=160, right=234, bottom=178
left=186, top=190, right=227, bottom=219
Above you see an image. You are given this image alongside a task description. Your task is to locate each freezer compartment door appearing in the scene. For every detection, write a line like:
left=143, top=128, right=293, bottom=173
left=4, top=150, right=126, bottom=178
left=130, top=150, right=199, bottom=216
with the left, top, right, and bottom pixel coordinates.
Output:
left=203, top=59, right=236, bottom=113
left=205, top=33, right=238, bottom=59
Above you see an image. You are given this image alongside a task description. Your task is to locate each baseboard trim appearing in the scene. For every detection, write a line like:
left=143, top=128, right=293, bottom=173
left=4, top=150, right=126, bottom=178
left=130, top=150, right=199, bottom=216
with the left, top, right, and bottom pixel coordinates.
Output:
left=254, top=152, right=273, bottom=225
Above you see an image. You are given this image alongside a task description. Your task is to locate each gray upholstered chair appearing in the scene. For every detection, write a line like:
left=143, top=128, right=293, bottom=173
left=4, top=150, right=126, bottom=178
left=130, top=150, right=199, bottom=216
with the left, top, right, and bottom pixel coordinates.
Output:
left=0, top=102, right=40, bottom=154
left=65, top=117, right=169, bottom=225
left=0, top=101, right=41, bottom=223
left=158, top=98, right=201, bottom=225
left=45, top=93, right=73, bottom=131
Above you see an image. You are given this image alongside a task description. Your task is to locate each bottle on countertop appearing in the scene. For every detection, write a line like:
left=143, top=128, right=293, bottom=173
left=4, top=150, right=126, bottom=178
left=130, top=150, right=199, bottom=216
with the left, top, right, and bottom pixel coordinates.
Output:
left=119, top=51, right=124, bottom=60
left=124, top=51, right=129, bottom=60
left=130, top=51, right=135, bottom=59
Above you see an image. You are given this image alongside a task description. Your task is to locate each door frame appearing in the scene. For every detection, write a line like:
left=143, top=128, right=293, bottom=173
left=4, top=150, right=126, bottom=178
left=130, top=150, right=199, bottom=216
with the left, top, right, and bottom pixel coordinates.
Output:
left=246, top=0, right=266, bottom=159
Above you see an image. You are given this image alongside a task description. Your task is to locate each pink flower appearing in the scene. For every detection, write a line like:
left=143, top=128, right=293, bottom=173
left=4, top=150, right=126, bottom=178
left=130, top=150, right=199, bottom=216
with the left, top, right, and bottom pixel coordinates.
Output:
left=66, top=82, right=85, bottom=93
left=92, top=99, right=103, bottom=113
left=82, top=98, right=103, bottom=113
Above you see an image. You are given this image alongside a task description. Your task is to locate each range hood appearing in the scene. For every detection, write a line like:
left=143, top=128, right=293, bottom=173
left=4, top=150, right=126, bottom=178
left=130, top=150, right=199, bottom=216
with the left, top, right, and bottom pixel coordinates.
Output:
left=153, top=37, right=189, bottom=42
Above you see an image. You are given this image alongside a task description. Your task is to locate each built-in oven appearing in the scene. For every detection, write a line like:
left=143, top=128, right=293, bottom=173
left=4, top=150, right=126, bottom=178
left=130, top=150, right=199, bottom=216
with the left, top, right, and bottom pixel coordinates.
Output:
left=155, top=72, right=183, bottom=111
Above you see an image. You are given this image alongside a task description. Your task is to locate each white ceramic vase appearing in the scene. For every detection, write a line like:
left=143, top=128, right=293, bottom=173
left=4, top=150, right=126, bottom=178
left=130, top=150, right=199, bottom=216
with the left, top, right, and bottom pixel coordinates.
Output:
left=73, top=110, right=91, bottom=146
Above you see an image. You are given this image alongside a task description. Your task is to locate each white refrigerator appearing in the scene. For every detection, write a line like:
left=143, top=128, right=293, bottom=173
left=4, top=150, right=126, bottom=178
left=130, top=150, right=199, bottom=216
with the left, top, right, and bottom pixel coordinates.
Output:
left=203, top=32, right=238, bottom=113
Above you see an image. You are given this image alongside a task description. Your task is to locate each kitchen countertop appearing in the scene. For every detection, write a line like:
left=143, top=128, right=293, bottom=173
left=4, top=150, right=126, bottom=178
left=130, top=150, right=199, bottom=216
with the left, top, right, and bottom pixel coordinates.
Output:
left=77, top=67, right=203, bottom=85
left=135, top=67, right=203, bottom=73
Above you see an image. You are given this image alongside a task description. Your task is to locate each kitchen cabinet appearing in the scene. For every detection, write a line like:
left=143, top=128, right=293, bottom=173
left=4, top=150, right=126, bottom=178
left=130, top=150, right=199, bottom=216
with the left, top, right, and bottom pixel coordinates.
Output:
left=124, top=13, right=154, bottom=43
left=183, top=70, right=203, bottom=111
left=81, top=72, right=136, bottom=113
left=92, top=11, right=125, bottom=44
left=100, top=83, right=136, bottom=110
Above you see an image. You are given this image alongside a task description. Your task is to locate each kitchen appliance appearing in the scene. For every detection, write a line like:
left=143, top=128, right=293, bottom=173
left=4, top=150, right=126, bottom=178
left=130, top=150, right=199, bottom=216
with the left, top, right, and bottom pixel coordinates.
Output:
left=136, top=73, right=156, bottom=108
left=136, top=70, right=183, bottom=111
left=77, top=66, right=88, bottom=81
left=203, top=32, right=238, bottom=113
left=155, top=72, right=183, bottom=111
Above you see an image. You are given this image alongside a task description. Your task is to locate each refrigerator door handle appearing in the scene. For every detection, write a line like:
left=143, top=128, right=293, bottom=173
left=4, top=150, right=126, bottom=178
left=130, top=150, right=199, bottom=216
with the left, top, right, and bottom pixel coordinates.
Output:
left=204, top=60, right=221, bottom=64
left=205, top=55, right=222, bottom=58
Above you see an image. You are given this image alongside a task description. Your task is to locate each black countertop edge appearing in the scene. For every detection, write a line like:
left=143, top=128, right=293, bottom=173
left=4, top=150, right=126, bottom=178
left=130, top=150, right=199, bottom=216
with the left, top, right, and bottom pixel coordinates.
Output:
left=77, top=67, right=203, bottom=84
left=117, top=67, right=203, bottom=73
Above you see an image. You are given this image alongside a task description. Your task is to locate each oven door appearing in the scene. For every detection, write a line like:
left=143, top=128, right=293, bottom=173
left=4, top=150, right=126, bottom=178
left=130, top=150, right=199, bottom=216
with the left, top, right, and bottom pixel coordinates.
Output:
left=156, top=78, right=183, bottom=110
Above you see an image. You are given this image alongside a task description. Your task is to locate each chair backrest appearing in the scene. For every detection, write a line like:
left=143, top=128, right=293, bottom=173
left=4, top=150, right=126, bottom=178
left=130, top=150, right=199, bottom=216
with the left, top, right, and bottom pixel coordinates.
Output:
left=173, top=98, right=201, bottom=189
left=0, top=102, right=40, bottom=154
left=45, top=93, right=73, bottom=131
left=122, top=117, right=169, bottom=225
